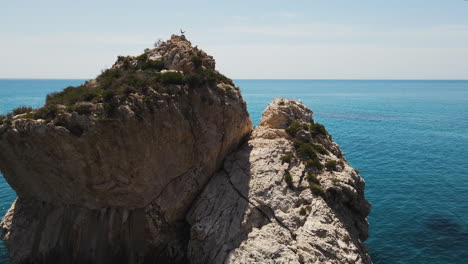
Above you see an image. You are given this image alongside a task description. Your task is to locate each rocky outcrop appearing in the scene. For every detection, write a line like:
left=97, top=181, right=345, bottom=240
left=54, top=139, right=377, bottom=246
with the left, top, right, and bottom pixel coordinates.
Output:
left=0, top=35, right=251, bottom=263
left=0, top=36, right=370, bottom=264
left=187, top=99, right=371, bottom=264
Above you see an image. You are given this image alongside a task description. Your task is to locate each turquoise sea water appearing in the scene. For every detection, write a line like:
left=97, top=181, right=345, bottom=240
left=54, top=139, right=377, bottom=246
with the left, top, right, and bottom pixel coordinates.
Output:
left=1, top=79, right=468, bottom=263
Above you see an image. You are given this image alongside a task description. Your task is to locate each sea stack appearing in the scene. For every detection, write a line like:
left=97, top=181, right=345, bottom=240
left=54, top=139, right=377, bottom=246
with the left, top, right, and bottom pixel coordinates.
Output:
left=0, top=35, right=370, bottom=263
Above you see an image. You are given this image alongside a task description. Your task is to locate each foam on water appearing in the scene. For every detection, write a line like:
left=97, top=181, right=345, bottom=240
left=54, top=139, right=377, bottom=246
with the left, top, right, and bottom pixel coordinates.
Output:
left=1, top=79, right=468, bottom=263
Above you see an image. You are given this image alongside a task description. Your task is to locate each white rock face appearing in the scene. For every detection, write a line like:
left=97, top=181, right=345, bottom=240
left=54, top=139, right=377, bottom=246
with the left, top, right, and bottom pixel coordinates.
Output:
left=187, top=99, right=371, bottom=264
left=0, top=36, right=371, bottom=263
left=0, top=35, right=251, bottom=264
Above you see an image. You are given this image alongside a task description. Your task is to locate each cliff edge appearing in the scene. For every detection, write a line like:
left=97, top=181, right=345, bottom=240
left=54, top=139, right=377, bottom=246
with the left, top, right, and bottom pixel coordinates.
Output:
left=0, top=35, right=370, bottom=263
left=187, top=99, right=371, bottom=263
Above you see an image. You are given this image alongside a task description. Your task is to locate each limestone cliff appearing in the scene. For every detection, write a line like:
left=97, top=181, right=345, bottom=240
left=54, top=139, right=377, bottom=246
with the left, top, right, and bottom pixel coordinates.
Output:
left=0, top=35, right=252, bottom=263
left=0, top=36, right=370, bottom=263
left=187, top=99, right=371, bottom=263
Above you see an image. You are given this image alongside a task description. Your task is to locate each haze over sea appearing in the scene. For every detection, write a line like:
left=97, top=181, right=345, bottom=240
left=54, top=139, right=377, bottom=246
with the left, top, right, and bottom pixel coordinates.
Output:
left=1, top=79, right=468, bottom=263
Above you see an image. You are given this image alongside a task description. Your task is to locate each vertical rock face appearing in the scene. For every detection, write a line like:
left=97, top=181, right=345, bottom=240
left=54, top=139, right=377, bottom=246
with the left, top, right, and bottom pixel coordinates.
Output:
left=187, top=99, right=371, bottom=264
left=1, top=37, right=371, bottom=264
left=0, top=35, right=252, bottom=263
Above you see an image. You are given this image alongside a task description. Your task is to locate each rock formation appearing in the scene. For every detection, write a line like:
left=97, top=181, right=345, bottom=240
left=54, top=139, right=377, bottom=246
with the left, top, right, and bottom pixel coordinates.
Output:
left=0, top=35, right=370, bottom=263
left=187, top=99, right=371, bottom=263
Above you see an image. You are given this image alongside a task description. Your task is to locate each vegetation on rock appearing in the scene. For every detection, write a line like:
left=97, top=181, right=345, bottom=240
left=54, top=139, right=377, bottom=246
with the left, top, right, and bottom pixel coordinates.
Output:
left=310, top=184, right=326, bottom=198
left=281, top=152, right=295, bottom=164
left=284, top=170, right=293, bottom=189
left=2, top=39, right=235, bottom=124
left=306, top=173, right=320, bottom=184
left=325, top=160, right=337, bottom=171
left=12, top=106, right=34, bottom=115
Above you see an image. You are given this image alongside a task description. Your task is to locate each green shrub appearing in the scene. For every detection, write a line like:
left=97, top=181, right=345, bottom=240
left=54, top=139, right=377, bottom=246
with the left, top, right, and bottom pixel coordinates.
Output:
left=306, top=159, right=324, bottom=170
left=161, top=71, right=185, bottom=85
left=285, top=121, right=303, bottom=136
left=136, top=53, right=148, bottom=62
left=281, top=152, right=295, bottom=164
left=309, top=123, right=328, bottom=136
left=34, top=105, right=59, bottom=120
left=103, top=90, right=117, bottom=102
left=185, top=69, right=232, bottom=88
left=46, top=85, right=99, bottom=105
left=98, top=68, right=123, bottom=88
left=68, top=103, right=93, bottom=115
left=141, top=59, right=165, bottom=71
left=305, top=205, right=312, bottom=212
left=123, top=85, right=137, bottom=95
left=306, top=173, right=320, bottom=185
left=278, top=100, right=285, bottom=106
left=103, top=101, right=118, bottom=118
left=215, top=71, right=234, bottom=86
left=310, top=184, right=326, bottom=198
left=297, top=143, right=317, bottom=160
left=284, top=170, right=293, bottom=189
left=191, top=55, right=202, bottom=69
left=22, top=112, right=35, bottom=119
left=331, top=178, right=339, bottom=184
left=12, top=106, right=33, bottom=115
left=299, top=207, right=307, bottom=216
left=325, top=160, right=337, bottom=171
left=312, top=144, right=329, bottom=155
left=117, top=56, right=132, bottom=70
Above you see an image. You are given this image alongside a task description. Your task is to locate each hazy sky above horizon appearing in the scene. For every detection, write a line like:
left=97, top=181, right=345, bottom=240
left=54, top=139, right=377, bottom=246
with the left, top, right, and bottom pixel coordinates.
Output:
left=2, top=0, right=468, bottom=79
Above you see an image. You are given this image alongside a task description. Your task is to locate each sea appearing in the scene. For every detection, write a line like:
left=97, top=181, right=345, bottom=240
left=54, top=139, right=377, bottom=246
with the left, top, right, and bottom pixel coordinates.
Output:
left=1, top=79, right=468, bottom=264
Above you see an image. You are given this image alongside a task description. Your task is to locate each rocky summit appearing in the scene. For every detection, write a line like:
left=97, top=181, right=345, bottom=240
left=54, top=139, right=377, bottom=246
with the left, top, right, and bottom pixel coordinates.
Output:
left=0, top=35, right=370, bottom=264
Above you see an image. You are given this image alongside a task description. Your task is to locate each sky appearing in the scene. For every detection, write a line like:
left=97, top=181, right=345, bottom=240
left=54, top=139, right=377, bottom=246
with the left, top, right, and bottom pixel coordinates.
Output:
left=1, top=0, right=468, bottom=79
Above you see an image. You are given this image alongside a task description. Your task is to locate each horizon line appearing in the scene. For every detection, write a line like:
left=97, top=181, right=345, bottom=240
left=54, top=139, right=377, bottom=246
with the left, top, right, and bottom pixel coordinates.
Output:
left=1, top=78, right=468, bottom=81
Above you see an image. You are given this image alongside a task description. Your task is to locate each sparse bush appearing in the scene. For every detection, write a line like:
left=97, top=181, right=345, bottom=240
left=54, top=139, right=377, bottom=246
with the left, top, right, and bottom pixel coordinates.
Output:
left=310, top=184, right=326, bottom=198
left=284, top=170, right=293, bottom=189
left=68, top=103, right=93, bottom=115
left=103, top=90, right=117, bottom=102
left=306, top=159, right=324, bottom=171
left=154, top=39, right=163, bottom=48
left=21, top=112, right=35, bottom=119
left=286, top=121, right=303, bottom=137
left=191, top=55, right=203, bottom=69
left=12, top=106, right=33, bottom=115
left=34, top=105, right=59, bottom=120
left=99, top=68, right=123, bottom=84
left=306, top=173, right=320, bottom=184
left=305, top=205, right=312, bottom=212
left=141, top=59, right=165, bottom=71
left=331, top=178, right=339, bottom=184
left=281, top=152, right=295, bottom=164
left=312, top=144, right=328, bottom=155
left=123, top=85, right=137, bottom=95
left=161, top=71, right=185, bottom=85
left=136, top=53, right=148, bottom=62
left=325, top=160, right=337, bottom=171
left=103, top=101, right=118, bottom=118
left=278, top=100, right=285, bottom=106
left=299, top=207, right=307, bottom=216
left=309, top=123, right=328, bottom=136
left=46, top=85, right=99, bottom=105
left=185, top=69, right=232, bottom=88
left=297, top=143, right=317, bottom=160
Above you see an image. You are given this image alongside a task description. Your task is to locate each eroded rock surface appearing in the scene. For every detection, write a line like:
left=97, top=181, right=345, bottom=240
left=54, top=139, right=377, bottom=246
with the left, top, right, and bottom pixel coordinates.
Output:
left=0, top=37, right=371, bottom=264
left=187, top=99, right=371, bottom=264
left=0, top=35, right=251, bottom=264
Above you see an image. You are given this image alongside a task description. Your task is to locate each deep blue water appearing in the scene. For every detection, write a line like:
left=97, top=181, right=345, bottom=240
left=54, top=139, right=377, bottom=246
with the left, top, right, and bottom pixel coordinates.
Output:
left=1, top=79, right=468, bottom=263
